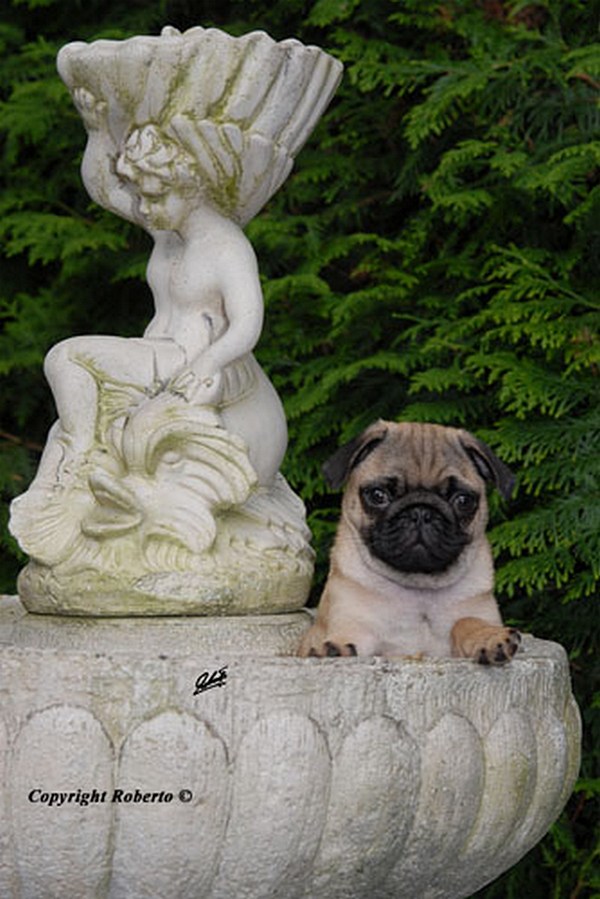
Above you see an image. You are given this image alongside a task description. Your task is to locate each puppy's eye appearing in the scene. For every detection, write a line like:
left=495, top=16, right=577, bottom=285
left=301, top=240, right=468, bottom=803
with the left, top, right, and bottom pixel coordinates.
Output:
left=452, top=493, right=477, bottom=514
left=362, top=486, right=392, bottom=508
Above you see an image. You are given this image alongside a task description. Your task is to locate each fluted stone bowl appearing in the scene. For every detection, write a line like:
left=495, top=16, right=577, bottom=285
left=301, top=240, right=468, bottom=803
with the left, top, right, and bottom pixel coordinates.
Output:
left=0, top=596, right=580, bottom=899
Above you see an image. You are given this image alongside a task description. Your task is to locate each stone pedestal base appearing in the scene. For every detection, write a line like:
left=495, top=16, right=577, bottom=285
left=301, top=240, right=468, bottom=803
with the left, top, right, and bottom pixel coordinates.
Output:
left=0, top=595, right=580, bottom=899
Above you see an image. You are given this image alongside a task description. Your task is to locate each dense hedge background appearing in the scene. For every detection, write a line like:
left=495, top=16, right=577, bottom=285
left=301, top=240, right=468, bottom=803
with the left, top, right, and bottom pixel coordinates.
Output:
left=1, top=0, right=598, bottom=894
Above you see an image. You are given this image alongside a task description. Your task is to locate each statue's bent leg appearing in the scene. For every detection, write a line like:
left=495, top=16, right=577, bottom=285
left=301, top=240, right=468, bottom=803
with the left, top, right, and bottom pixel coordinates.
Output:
left=44, top=334, right=182, bottom=452
left=24, top=421, right=67, bottom=492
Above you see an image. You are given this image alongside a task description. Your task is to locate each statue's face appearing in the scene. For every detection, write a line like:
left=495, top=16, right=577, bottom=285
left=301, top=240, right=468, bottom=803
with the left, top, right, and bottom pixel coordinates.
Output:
left=115, top=126, right=198, bottom=232
left=136, top=182, right=190, bottom=232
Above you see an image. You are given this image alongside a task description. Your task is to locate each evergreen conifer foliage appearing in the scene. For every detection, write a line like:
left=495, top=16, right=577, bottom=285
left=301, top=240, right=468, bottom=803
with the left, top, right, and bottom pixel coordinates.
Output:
left=250, top=3, right=600, bottom=892
left=0, top=1, right=598, bottom=895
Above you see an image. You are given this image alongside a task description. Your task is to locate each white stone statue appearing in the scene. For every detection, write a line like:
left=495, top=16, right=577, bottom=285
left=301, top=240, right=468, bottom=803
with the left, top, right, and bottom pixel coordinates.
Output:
left=9, top=26, right=343, bottom=615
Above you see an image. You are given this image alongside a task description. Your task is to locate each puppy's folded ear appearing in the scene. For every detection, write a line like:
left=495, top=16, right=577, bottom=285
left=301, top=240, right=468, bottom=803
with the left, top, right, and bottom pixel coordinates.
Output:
left=323, top=421, right=388, bottom=490
left=459, top=433, right=515, bottom=500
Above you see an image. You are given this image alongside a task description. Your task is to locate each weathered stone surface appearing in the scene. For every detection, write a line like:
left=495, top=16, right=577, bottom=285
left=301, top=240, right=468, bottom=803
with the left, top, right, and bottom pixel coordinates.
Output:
left=0, top=595, right=580, bottom=899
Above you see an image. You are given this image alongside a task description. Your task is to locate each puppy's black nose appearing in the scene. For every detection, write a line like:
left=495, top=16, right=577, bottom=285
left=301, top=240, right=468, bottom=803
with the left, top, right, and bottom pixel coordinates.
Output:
left=407, top=505, right=433, bottom=526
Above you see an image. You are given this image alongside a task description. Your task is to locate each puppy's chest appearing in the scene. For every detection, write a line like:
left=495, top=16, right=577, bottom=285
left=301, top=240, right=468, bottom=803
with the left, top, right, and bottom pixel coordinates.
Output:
left=377, top=599, right=454, bottom=657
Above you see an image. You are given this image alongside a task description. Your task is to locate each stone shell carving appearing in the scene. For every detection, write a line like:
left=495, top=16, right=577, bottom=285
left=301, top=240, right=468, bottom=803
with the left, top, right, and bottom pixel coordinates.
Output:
left=0, top=597, right=581, bottom=899
left=14, top=467, right=315, bottom=617
left=57, top=26, right=343, bottom=225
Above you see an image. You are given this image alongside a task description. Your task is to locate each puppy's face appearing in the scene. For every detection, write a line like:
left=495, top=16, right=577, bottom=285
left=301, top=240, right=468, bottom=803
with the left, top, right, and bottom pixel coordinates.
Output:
left=325, top=421, right=514, bottom=587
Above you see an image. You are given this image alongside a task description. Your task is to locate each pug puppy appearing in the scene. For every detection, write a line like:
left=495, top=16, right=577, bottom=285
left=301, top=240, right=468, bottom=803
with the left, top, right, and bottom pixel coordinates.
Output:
left=298, top=421, right=521, bottom=664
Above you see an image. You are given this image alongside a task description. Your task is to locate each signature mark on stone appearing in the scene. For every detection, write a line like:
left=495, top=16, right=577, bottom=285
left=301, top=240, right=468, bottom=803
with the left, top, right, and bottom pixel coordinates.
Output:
left=193, top=666, right=228, bottom=696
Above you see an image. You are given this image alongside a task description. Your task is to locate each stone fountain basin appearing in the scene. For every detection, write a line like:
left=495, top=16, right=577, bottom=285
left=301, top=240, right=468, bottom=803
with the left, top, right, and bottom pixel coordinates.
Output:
left=0, top=596, right=580, bottom=899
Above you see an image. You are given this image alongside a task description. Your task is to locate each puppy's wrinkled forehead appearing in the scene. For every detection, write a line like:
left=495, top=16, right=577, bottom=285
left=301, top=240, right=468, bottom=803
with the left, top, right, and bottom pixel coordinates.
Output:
left=324, top=418, right=514, bottom=498
left=356, top=423, right=478, bottom=490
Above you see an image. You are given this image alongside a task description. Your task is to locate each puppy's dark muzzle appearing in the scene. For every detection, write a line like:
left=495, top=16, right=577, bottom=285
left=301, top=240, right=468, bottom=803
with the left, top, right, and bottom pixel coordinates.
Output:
left=366, top=496, right=471, bottom=575
left=404, top=505, right=435, bottom=526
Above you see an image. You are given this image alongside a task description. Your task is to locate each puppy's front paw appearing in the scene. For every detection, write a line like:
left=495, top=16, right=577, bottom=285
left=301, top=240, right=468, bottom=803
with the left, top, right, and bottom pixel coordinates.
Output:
left=310, top=640, right=358, bottom=658
left=298, top=626, right=358, bottom=658
left=452, top=618, right=521, bottom=665
left=473, top=626, right=521, bottom=665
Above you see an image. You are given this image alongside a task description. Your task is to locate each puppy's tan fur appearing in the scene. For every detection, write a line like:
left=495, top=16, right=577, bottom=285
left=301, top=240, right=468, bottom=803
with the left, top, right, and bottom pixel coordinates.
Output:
left=298, top=422, right=520, bottom=663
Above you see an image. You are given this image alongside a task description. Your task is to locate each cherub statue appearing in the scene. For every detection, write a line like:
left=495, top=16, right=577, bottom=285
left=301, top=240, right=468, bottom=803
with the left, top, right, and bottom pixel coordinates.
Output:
left=9, top=26, right=342, bottom=614
left=39, top=114, right=287, bottom=491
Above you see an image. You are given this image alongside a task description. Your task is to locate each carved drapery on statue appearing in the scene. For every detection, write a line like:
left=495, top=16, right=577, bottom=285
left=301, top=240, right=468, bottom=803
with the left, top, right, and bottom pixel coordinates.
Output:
left=9, top=27, right=343, bottom=615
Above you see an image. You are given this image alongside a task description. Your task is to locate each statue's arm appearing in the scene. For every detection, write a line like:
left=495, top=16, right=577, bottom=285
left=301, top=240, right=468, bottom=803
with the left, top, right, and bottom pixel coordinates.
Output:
left=73, top=88, right=141, bottom=226
left=192, top=235, right=264, bottom=378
